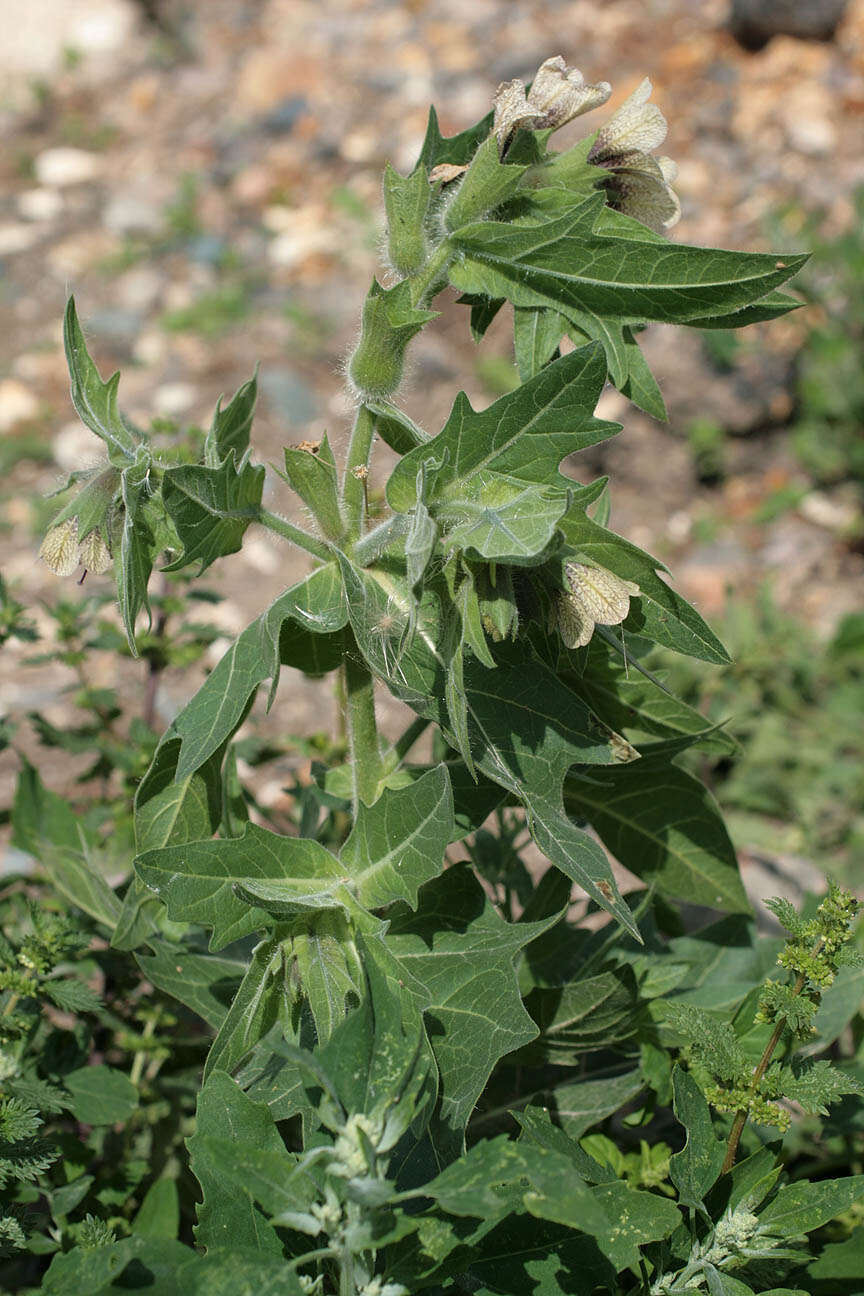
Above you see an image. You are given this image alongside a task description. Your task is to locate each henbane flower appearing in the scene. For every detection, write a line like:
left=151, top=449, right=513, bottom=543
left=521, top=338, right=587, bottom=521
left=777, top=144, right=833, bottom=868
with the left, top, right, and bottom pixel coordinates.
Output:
left=587, top=78, right=680, bottom=233
left=555, top=561, right=640, bottom=649
left=39, top=467, right=120, bottom=578
left=493, top=55, right=611, bottom=153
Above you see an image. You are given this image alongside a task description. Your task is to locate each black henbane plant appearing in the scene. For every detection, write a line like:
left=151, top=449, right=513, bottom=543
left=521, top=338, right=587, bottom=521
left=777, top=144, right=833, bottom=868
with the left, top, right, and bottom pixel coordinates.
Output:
left=14, top=53, right=864, bottom=1296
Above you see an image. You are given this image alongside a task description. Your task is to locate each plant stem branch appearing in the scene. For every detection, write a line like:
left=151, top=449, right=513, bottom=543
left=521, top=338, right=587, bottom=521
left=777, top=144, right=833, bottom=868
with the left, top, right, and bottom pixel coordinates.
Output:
left=341, top=404, right=376, bottom=540
left=721, top=970, right=807, bottom=1173
left=258, top=508, right=331, bottom=562
left=352, top=512, right=410, bottom=566
left=130, top=1016, right=155, bottom=1089
left=142, top=579, right=169, bottom=730
left=384, top=716, right=430, bottom=771
left=343, top=654, right=383, bottom=809
left=2, top=992, right=20, bottom=1020
left=409, top=238, right=453, bottom=306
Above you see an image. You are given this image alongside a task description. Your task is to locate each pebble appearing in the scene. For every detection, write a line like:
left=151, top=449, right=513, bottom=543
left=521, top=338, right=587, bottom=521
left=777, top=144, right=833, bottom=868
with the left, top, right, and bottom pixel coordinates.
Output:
left=102, top=194, right=162, bottom=236
left=260, top=95, right=308, bottom=135
left=0, top=380, right=39, bottom=432
left=47, top=230, right=116, bottom=276
left=116, top=266, right=163, bottom=313
left=53, top=421, right=102, bottom=472
left=268, top=227, right=334, bottom=268
left=784, top=113, right=837, bottom=156
left=133, top=329, right=168, bottom=366
left=0, top=224, right=41, bottom=255
left=16, top=188, right=64, bottom=222
left=13, top=350, right=64, bottom=384
left=235, top=48, right=316, bottom=115
left=84, top=308, right=143, bottom=346
left=259, top=367, right=318, bottom=425
left=0, top=0, right=136, bottom=98
left=242, top=535, right=281, bottom=574
left=232, top=164, right=277, bottom=206
left=153, top=382, right=198, bottom=417
left=34, top=147, right=103, bottom=187
left=799, top=490, right=860, bottom=533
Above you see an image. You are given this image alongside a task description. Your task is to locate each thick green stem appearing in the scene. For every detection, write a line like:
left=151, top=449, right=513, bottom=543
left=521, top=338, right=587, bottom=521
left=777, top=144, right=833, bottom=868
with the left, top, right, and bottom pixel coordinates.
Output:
left=721, top=970, right=807, bottom=1174
left=258, top=508, right=331, bottom=562
left=409, top=237, right=453, bottom=306
left=343, top=654, right=383, bottom=808
left=341, top=404, right=376, bottom=541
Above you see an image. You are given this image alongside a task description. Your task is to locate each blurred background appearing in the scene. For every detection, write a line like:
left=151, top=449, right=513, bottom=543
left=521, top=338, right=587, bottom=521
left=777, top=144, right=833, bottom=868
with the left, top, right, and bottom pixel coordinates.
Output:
left=1, top=0, right=862, bottom=890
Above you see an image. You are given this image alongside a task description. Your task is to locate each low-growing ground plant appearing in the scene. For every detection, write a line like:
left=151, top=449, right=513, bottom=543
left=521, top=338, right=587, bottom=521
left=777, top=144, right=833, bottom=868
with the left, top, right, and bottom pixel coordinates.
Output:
left=5, top=56, right=864, bottom=1295
left=656, top=592, right=864, bottom=882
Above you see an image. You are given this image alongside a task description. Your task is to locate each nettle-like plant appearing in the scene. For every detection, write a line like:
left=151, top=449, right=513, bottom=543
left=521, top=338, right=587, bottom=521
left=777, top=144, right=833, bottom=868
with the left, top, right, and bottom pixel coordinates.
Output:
left=12, top=57, right=864, bottom=1295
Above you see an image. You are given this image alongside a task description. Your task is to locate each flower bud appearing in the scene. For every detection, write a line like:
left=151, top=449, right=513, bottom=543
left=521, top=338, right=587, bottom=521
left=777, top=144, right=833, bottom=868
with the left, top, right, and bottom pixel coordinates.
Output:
left=348, top=280, right=436, bottom=400
left=382, top=162, right=430, bottom=277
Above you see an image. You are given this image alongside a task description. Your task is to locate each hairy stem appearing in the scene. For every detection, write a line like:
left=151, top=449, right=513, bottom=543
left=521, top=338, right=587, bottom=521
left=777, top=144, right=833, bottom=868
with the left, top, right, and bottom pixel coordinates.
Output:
left=341, top=404, right=376, bottom=540
left=142, top=579, right=170, bottom=730
left=722, top=970, right=807, bottom=1173
left=343, top=654, right=383, bottom=809
left=258, top=508, right=331, bottom=561
left=409, top=237, right=453, bottom=306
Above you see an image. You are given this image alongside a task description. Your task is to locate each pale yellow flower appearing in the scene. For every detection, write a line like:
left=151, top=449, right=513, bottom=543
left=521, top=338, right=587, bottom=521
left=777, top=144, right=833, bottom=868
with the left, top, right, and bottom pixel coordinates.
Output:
left=555, top=561, right=640, bottom=649
left=588, top=78, right=680, bottom=233
left=39, top=516, right=113, bottom=577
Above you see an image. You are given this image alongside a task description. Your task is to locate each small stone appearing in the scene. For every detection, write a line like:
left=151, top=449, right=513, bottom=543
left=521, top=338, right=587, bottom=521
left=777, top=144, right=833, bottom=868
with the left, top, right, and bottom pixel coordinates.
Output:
left=53, top=420, right=100, bottom=471
left=133, top=329, right=167, bottom=366
left=34, top=147, right=102, bottom=187
left=48, top=230, right=116, bottom=276
left=232, top=164, right=277, bottom=206
left=116, top=266, right=163, bottom=313
left=235, top=49, right=302, bottom=114
left=799, top=490, right=860, bottom=532
left=0, top=380, right=39, bottom=432
left=341, top=130, right=377, bottom=162
left=730, top=0, right=849, bottom=48
left=102, top=194, right=162, bottom=236
left=666, top=510, right=693, bottom=543
left=242, top=535, right=280, bottom=574
left=261, top=205, right=293, bottom=233
left=154, top=382, right=198, bottom=417
left=259, top=368, right=317, bottom=425
left=0, top=224, right=41, bottom=255
left=127, top=73, right=160, bottom=114
left=785, top=112, right=836, bottom=156
left=268, top=227, right=332, bottom=268
left=16, top=188, right=63, bottom=221
left=84, top=308, right=143, bottom=348
left=260, top=94, right=308, bottom=135
left=13, top=350, right=64, bottom=383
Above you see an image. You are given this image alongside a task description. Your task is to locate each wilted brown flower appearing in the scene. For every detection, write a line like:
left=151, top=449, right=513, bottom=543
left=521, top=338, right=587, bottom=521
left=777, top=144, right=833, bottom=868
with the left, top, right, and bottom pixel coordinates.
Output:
left=493, top=56, right=611, bottom=154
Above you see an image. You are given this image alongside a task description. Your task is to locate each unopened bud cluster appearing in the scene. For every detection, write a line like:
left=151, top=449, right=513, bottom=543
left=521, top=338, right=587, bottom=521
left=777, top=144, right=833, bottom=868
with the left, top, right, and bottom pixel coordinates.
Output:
left=349, top=55, right=680, bottom=404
